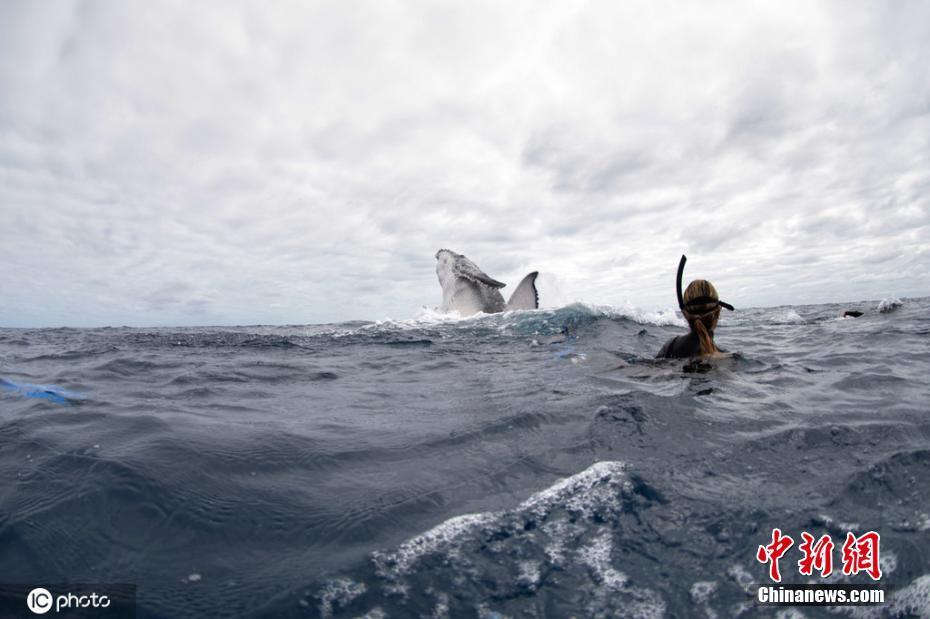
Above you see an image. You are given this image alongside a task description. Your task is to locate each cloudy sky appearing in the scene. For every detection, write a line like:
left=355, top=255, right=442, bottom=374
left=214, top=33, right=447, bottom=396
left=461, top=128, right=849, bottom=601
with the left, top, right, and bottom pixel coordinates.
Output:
left=1, top=0, right=928, bottom=327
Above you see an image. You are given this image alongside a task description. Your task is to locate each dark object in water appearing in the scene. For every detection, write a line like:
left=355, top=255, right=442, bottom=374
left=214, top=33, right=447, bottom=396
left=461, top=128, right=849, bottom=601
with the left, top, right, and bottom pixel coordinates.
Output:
left=843, top=310, right=863, bottom=318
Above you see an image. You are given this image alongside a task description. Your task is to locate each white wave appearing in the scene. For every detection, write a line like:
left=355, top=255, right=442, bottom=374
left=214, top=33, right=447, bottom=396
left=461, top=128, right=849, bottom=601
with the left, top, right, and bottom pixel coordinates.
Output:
left=371, top=461, right=628, bottom=579
left=689, top=580, right=717, bottom=605
left=834, top=573, right=930, bottom=618
left=578, top=532, right=629, bottom=590
left=888, top=574, right=930, bottom=617
left=347, top=305, right=528, bottom=334
left=361, top=306, right=479, bottom=331
left=372, top=512, right=499, bottom=577
left=317, top=306, right=490, bottom=337
left=430, top=592, right=450, bottom=618
left=317, top=577, right=366, bottom=619
left=517, top=460, right=630, bottom=516
left=516, top=560, right=542, bottom=591
left=559, top=301, right=686, bottom=327
left=879, top=549, right=897, bottom=576
left=774, top=309, right=804, bottom=323
left=365, top=460, right=670, bottom=618
left=726, top=563, right=755, bottom=595
left=325, top=460, right=670, bottom=616
left=327, top=302, right=687, bottom=339
left=877, top=297, right=902, bottom=313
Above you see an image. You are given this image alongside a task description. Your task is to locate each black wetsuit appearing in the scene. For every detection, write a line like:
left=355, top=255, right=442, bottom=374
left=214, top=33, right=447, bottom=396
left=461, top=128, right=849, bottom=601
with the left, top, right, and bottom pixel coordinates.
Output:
left=657, top=332, right=725, bottom=359
left=657, top=332, right=700, bottom=359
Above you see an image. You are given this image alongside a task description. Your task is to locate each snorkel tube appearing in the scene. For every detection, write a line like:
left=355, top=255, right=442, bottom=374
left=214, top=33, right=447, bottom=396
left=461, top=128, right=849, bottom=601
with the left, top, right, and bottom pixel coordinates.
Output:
left=675, top=254, right=735, bottom=312
left=676, top=254, right=687, bottom=311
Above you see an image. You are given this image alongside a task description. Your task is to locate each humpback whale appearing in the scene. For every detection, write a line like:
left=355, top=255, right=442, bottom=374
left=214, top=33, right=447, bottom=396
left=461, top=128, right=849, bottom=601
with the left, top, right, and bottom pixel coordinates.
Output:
left=435, top=249, right=539, bottom=316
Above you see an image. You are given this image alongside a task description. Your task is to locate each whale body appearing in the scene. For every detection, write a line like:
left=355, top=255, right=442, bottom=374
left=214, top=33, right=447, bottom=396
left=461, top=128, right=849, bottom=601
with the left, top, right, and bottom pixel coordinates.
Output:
left=435, top=249, right=539, bottom=316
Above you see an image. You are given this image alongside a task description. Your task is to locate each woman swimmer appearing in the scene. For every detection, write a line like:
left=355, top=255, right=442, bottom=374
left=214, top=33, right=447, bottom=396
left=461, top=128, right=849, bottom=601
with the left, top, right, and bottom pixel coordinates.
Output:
left=657, top=256, right=734, bottom=359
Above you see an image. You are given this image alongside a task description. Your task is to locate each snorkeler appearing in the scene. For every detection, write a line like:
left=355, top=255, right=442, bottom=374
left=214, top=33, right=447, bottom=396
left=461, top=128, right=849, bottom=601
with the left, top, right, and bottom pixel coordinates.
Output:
left=657, top=255, right=734, bottom=359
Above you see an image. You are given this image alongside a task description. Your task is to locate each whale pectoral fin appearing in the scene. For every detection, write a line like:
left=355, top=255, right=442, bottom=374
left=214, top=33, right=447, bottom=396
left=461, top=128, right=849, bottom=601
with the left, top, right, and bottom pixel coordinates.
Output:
left=472, top=272, right=507, bottom=288
left=453, top=261, right=506, bottom=288
left=506, top=271, right=539, bottom=310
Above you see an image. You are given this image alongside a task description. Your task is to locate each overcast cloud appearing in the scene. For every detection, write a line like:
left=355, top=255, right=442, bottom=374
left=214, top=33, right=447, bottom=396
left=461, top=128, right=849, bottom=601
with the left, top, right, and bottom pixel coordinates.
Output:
left=1, top=0, right=928, bottom=327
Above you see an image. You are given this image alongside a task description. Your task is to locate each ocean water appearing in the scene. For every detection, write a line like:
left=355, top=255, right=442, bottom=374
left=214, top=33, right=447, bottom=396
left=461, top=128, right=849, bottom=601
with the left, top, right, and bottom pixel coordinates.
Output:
left=1, top=298, right=928, bottom=618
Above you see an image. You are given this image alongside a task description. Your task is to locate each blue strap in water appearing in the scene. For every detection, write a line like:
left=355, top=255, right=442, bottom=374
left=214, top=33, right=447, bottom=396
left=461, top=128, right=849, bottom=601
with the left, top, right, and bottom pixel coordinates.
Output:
left=0, top=377, right=85, bottom=405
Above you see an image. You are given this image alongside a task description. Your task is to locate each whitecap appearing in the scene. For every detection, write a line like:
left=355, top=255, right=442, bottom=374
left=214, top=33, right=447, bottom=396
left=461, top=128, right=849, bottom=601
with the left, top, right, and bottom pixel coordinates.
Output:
left=877, top=298, right=902, bottom=313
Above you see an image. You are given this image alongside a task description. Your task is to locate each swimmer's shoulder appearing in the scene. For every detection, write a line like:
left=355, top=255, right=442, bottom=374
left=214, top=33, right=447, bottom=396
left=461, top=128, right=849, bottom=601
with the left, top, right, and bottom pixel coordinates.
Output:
left=657, top=333, right=698, bottom=359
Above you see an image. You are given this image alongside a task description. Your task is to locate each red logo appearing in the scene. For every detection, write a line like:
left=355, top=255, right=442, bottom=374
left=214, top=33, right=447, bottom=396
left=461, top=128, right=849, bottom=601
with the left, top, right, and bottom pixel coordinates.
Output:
left=841, top=531, right=882, bottom=580
left=756, top=528, right=794, bottom=583
left=757, top=529, right=881, bottom=582
left=798, top=532, right=834, bottom=577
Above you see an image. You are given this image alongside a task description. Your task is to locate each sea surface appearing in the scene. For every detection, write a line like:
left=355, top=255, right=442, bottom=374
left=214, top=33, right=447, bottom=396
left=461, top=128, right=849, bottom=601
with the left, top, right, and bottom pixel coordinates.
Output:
left=1, top=298, right=928, bottom=618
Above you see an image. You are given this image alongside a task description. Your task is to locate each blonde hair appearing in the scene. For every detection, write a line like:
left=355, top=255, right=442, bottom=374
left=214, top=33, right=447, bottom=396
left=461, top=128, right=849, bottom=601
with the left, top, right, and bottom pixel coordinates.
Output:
left=682, top=279, right=721, bottom=356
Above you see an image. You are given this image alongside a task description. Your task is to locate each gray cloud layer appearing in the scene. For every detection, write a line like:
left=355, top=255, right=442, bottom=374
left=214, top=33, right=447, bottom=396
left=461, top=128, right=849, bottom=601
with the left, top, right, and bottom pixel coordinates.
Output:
left=1, top=0, right=928, bottom=327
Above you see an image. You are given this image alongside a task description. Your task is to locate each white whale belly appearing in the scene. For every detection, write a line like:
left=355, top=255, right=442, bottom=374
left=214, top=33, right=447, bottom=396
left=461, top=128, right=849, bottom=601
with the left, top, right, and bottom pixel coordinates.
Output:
left=444, top=279, right=505, bottom=315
